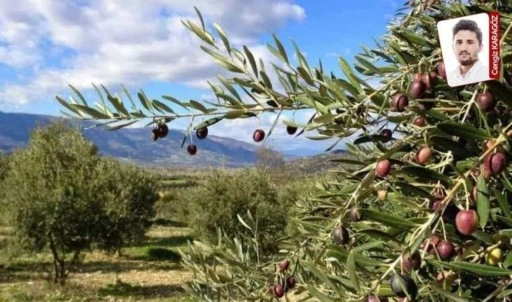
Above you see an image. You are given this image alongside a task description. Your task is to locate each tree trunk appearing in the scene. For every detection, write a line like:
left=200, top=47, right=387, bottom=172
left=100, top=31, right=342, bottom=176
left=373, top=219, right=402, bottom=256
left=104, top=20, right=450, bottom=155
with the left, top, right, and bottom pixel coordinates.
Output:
left=48, top=234, right=60, bottom=283
left=115, top=237, right=123, bottom=257
left=48, top=233, right=66, bottom=285
left=59, top=260, right=66, bottom=285
left=69, top=250, right=81, bottom=272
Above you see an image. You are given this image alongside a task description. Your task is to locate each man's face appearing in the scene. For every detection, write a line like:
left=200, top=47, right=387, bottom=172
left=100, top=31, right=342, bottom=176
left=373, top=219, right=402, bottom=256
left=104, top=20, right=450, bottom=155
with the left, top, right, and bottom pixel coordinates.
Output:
left=452, top=29, right=482, bottom=66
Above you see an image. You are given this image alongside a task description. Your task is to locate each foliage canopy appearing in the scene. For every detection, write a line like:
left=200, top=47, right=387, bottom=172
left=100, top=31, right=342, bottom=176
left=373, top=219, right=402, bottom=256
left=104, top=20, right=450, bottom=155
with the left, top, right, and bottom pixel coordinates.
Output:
left=2, top=121, right=160, bottom=284
left=55, top=1, right=512, bottom=301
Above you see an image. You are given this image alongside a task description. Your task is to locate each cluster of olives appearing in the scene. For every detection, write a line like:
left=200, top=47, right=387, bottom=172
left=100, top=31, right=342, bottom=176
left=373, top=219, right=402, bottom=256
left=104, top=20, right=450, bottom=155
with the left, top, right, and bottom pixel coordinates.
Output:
left=268, top=259, right=297, bottom=299
left=150, top=123, right=209, bottom=156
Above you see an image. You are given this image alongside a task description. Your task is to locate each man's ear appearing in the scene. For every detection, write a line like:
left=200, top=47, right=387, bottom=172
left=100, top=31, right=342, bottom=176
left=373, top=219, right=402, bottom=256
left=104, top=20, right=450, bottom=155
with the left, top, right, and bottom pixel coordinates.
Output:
left=478, top=43, right=483, bottom=53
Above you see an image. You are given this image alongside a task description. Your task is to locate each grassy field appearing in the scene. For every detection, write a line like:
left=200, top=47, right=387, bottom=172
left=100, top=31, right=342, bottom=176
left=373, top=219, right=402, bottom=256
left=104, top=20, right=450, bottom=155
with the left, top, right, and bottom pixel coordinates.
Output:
left=0, top=220, right=198, bottom=302
left=0, top=159, right=336, bottom=301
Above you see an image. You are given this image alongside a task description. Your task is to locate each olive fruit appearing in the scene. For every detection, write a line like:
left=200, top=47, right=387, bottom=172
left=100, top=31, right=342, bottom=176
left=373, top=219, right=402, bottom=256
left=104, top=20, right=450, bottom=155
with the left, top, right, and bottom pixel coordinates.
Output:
left=391, top=274, right=418, bottom=299
left=483, top=152, right=506, bottom=176
left=437, top=240, right=455, bottom=260
left=287, top=126, right=297, bottom=135
left=438, top=62, right=446, bottom=79
left=470, top=186, right=478, bottom=205
left=402, top=251, right=421, bottom=273
left=381, top=129, right=392, bottom=138
left=391, top=94, right=409, bottom=112
left=376, top=159, right=392, bottom=177
left=196, top=127, right=208, bottom=139
left=151, top=128, right=159, bottom=141
left=477, top=92, right=495, bottom=112
left=253, top=129, right=265, bottom=142
left=331, top=226, right=349, bottom=245
left=416, top=146, right=432, bottom=164
left=187, top=144, right=197, bottom=156
left=485, top=247, right=503, bottom=265
left=349, top=207, right=362, bottom=222
left=367, top=295, right=388, bottom=302
left=278, top=259, right=289, bottom=271
left=409, top=81, right=427, bottom=99
left=286, top=276, right=296, bottom=289
left=413, top=116, right=427, bottom=127
left=455, top=210, right=478, bottom=235
left=423, top=71, right=437, bottom=89
left=412, top=73, right=423, bottom=82
left=158, top=124, right=169, bottom=138
left=274, top=284, right=284, bottom=298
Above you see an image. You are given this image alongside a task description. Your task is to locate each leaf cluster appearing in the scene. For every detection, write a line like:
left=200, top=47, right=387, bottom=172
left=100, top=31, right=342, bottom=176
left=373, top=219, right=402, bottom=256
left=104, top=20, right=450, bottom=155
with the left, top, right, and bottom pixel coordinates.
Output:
left=1, top=121, right=160, bottom=280
left=52, top=0, right=512, bottom=300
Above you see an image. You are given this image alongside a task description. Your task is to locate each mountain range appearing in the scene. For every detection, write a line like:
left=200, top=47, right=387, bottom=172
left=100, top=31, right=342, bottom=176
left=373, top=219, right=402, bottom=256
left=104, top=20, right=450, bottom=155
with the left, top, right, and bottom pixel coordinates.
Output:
left=0, top=111, right=307, bottom=167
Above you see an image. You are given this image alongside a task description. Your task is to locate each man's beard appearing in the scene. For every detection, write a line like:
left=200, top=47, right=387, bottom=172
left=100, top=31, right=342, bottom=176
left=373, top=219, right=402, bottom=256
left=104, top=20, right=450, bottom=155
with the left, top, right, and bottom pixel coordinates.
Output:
left=460, top=58, right=477, bottom=66
left=458, top=53, right=477, bottom=66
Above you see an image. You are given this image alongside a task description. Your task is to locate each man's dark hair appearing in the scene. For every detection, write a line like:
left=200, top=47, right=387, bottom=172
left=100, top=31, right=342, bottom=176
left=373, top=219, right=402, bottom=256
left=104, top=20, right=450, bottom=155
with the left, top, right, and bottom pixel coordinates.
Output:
left=453, top=19, right=483, bottom=45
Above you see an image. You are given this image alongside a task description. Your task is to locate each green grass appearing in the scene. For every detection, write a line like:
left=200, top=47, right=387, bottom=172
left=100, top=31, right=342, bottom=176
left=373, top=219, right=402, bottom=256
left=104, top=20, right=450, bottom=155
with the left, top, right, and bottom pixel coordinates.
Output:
left=160, top=179, right=189, bottom=185
left=159, top=178, right=199, bottom=190
left=0, top=281, right=198, bottom=302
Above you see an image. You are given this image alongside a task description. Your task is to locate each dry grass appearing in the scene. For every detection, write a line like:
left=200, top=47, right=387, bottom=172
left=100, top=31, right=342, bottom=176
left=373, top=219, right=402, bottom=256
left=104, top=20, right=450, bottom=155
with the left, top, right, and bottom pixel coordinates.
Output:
left=0, top=225, right=11, bottom=241
left=0, top=221, right=198, bottom=302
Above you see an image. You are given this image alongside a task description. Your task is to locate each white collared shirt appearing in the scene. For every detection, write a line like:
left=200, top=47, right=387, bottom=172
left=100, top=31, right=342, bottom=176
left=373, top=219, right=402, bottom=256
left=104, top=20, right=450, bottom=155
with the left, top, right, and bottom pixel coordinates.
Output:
left=447, top=59, right=489, bottom=87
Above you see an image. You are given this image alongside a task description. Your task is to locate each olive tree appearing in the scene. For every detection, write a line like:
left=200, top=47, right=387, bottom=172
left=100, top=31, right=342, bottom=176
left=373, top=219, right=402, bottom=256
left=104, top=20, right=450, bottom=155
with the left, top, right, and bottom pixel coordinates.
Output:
left=0, top=153, right=10, bottom=223
left=2, top=121, right=103, bottom=284
left=0, top=153, right=8, bottom=178
left=186, top=168, right=287, bottom=254
left=55, top=1, right=512, bottom=300
left=93, top=157, right=160, bottom=255
left=255, top=146, right=286, bottom=170
left=2, top=121, right=160, bottom=284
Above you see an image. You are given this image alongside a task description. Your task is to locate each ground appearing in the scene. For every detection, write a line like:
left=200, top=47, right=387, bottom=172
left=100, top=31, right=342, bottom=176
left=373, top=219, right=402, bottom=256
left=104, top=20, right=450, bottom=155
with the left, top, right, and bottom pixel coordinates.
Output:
left=0, top=221, right=198, bottom=302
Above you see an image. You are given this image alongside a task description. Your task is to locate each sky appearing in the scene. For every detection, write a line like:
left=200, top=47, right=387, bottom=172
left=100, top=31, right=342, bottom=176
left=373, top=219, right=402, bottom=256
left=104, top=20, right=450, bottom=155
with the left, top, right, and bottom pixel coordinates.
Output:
left=0, top=0, right=407, bottom=156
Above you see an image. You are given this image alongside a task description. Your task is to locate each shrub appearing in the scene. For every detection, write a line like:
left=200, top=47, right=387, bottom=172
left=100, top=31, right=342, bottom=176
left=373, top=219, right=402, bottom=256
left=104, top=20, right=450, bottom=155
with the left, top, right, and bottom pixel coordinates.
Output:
left=154, top=177, right=200, bottom=223
left=187, top=168, right=287, bottom=254
left=93, top=157, right=160, bottom=254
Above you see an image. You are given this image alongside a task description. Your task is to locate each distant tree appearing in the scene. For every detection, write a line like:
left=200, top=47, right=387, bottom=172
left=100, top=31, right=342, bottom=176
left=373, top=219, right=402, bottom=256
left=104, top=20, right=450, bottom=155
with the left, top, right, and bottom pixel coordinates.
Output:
left=93, top=157, right=160, bottom=255
left=0, top=153, right=9, bottom=188
left=186, top=168, right=287, bottom=254
left=0, top=153, right=10, bottom=223
left=0, top=153, right=8, bottom=178
left=255, top=146, right=285, bottom=170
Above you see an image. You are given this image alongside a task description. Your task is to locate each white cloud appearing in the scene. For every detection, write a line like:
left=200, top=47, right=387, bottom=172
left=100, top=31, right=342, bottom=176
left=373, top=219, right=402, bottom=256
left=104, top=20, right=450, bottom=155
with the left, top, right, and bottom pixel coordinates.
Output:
left=0, top=0, right=349, bottom=154
left=366, top=77, right=384, bottom=89
left=326, top=48, right=351, bottom=57
left=0, top=46, right=40, bottom=68
left=0, top=0, right=306, bottom=105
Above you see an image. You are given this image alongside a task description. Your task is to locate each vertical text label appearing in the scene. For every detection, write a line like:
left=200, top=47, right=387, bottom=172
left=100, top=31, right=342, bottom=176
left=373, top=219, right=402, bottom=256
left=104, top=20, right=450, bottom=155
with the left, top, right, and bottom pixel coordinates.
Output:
left=489, top=11, right=500, bottom=79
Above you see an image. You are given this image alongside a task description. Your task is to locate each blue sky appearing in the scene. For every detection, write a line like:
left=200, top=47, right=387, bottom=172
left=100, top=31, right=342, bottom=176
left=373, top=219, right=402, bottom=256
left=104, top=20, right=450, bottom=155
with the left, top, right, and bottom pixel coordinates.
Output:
left=0, top=0, right=405, bottom=155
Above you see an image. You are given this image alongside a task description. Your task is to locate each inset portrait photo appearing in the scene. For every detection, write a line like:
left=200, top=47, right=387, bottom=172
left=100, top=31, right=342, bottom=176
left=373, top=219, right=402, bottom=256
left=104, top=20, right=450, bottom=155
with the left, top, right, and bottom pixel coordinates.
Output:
left=437, top=13, right=499, bottom=87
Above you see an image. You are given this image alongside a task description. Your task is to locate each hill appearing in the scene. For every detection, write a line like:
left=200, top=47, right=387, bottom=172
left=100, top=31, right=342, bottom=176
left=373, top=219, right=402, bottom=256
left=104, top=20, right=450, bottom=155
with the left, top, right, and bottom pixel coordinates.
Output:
left=0, top=111, right=261, bottom=167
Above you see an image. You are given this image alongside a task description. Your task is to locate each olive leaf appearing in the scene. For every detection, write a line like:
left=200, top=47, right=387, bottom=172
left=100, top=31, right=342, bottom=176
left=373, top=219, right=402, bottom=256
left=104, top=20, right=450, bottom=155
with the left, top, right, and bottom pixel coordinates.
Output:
left=476, top=174, right=490, bottom=228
